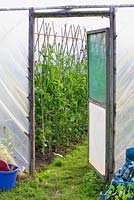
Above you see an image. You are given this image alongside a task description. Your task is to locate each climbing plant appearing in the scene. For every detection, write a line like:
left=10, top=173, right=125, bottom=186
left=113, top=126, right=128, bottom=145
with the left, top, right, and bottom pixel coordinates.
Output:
left=35, top=45, right=87, bottom=154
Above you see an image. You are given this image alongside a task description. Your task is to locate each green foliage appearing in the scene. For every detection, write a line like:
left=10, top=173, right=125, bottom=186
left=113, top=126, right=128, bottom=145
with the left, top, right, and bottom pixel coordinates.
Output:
left=35, top=45, right=87, bottom=154
left=106, top=184, right=134, bottom=199
left=0, top=127, right=15, bottom=163
left=1, top=127, right=14, bottom=150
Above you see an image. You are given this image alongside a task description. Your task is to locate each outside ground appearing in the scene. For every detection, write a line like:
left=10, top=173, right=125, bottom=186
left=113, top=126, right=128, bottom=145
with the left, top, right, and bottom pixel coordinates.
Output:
left=0, top=140, right=105, bottom=200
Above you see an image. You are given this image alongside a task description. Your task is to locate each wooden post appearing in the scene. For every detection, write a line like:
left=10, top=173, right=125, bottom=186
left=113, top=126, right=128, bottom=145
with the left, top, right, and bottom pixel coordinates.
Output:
left=108, top=7, right=116, bottom=181
left=28, top=8, right=35, bottom=175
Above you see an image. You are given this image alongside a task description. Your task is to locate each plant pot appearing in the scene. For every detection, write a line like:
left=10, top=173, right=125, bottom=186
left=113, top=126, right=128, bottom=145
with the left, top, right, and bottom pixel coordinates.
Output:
left=0, top=164, right=19, bottom=191
left=126, top=148, right=134, bottom=161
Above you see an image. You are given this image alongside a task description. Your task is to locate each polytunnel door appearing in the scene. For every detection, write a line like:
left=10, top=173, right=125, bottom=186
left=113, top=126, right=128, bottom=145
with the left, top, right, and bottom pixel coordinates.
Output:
left=87, top=28, right=110, bottom=178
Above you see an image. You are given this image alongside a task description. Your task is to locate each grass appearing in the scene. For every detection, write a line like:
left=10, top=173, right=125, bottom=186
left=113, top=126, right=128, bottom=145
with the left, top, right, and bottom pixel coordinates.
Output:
left=0, top=140, right=106, bottom=200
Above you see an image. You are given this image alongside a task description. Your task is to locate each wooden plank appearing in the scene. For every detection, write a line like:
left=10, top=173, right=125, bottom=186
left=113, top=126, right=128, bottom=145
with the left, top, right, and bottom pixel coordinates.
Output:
left=33, top=10, right=110, bottom=18
left=108, top=7, right=116, bottom=181
left=28, top=8, right=35, bottom=175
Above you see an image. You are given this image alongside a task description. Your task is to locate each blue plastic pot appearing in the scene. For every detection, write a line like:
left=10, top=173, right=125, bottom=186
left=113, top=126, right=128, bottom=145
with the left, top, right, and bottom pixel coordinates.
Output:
left=0, top=164, right=19, bottom=191
left=126, top=148, right=134, bottom=161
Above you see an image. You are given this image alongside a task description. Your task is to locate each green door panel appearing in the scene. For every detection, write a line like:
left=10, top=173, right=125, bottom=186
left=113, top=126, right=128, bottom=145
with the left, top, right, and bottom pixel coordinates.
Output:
left=87, top=30, right=108, bottom=106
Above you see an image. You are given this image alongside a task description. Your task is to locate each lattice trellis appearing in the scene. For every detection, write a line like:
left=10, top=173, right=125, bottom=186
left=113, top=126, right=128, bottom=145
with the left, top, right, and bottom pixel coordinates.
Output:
left=34, top=19, right=87, bottom=62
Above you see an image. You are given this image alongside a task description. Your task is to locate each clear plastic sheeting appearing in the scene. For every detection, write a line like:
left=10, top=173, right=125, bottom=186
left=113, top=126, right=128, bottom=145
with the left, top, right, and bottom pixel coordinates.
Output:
left=115, top=7, right=134, bottom=171
left=0, top=10, right=30, bottom=171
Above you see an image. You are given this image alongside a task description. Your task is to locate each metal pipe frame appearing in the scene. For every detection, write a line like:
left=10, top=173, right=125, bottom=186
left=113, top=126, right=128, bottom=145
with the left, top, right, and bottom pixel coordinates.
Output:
left=0, top=4, right=134, bottom=12
left=34, top=4, right=134, bottom=9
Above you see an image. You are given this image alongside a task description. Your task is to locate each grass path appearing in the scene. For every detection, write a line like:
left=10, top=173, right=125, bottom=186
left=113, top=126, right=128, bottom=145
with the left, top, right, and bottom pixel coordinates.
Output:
left=0, top=141, right=105, bottom=199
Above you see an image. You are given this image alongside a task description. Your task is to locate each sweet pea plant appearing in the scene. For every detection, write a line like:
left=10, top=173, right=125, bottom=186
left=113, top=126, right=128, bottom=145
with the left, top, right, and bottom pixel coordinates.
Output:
left=35, top=45, right=87, bottom=155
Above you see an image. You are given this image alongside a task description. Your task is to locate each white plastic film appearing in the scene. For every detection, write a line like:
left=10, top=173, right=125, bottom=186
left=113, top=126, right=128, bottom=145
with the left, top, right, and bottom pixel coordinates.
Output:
left=89, top=102, right=106, bottom=175
left=115, top=8, right=134, bottom=171
left=0, top=10, right=30, bottom=171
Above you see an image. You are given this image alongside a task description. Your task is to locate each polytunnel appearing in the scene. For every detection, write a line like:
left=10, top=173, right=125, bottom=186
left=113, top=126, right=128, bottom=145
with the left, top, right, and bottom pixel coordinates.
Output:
left=0, top=4, right=133, bottom=180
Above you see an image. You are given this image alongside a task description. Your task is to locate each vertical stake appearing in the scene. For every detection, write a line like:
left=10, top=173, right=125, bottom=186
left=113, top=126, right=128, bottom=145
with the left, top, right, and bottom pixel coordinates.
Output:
left=28, top=8, right=35, bottom=175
